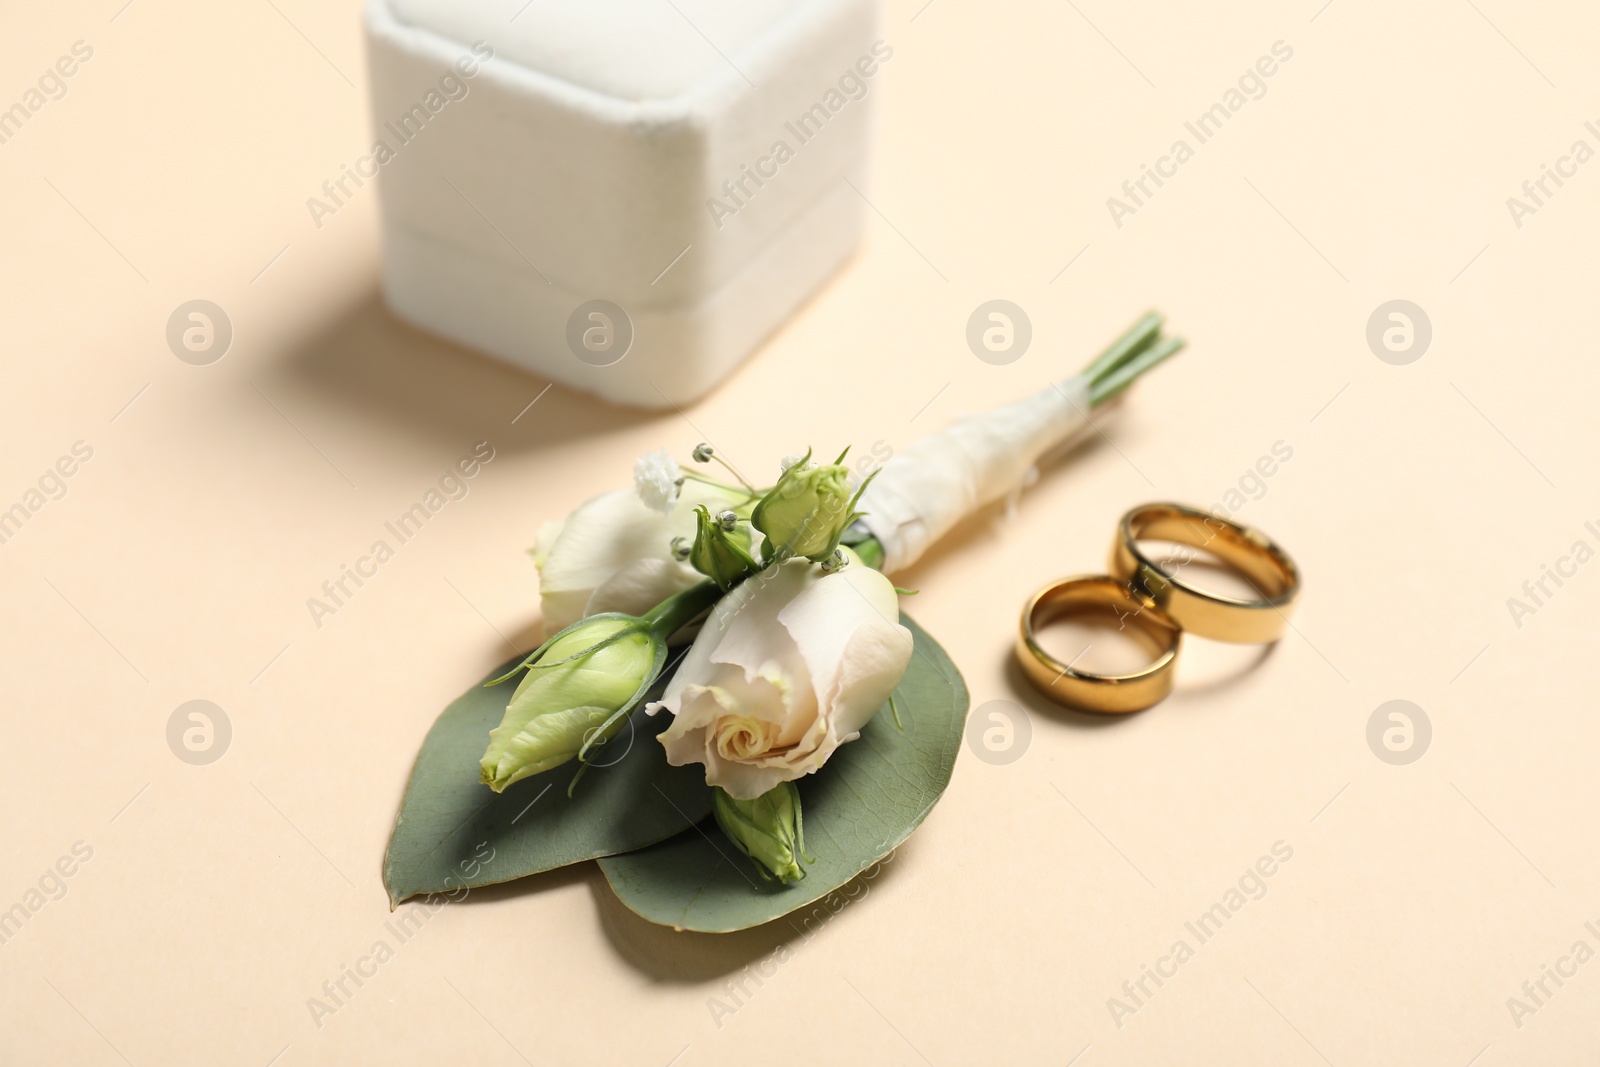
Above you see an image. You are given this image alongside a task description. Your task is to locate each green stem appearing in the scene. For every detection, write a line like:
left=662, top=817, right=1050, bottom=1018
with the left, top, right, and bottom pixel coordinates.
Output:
left=848, top=534, right=886, bottom=571
left=679, top=469, right=762, bottom=503
left=1079, top=311, right=1163, bottom=386
left=641, top=580, right=722, bottom=639
left=710, top=452, right=758, bottom=494
left=1090, top=335, right=1186, bottom=406
left=849, top=313, right=1184, bottom=573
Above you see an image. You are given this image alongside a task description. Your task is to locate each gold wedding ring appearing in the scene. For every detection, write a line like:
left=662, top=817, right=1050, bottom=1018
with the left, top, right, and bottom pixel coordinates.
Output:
left=1109, top=503, right=1300, bottom=644
left=1015, top=504, right=1301, bottom=713
left=1016, top=575, right=1182, bottom=714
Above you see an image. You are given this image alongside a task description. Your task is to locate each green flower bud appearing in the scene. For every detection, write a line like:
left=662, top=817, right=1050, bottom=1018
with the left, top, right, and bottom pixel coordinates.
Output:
left=479, top=615, right=662, bottom=792
left=688, top=505, right=760, bottom=591
left=713, top=782, right=811, bottom=885
left=751, top=448, right=866, bottom=562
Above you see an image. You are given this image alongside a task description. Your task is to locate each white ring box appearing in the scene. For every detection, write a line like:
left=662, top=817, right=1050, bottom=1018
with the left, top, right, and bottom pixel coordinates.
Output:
left=362, top=0, right=885, bottom=408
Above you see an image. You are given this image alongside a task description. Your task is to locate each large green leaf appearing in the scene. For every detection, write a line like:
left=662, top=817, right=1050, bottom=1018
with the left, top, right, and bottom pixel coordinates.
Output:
left=382, top=655, right=713, bottom=907
left=597, top=613, right=968, bottom=932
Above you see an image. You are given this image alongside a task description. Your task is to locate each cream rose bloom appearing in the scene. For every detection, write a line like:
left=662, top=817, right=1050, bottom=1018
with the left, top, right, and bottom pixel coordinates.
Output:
left=533, top=481, right=745, bottom=634
left=652, top=551, right=913, bottom=799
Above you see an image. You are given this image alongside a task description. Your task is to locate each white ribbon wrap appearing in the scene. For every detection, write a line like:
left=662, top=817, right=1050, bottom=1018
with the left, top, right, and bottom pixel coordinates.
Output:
left=857, top=375, right=1093, bottom=573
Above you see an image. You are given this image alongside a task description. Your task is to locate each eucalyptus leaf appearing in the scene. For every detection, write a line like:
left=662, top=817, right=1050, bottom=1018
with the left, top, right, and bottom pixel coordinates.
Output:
left=382, top=654, right=712, bottom=907
left=597, top=613, right=968, bottom=932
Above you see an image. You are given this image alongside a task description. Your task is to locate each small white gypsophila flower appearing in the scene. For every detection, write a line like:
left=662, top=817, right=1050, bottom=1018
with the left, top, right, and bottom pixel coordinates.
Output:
left=633, top=449, right=682, bottom=514
left=779, top=452, right=817, bottom=474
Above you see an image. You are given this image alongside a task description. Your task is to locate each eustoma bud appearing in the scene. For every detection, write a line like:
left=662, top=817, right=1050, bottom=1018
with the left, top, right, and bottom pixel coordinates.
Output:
left=479, top=616, right=659, bottom=791
left=713, top=782, right=810, bottom=885
left=479, top=581, right=721, bottom=792
left=688, top=505, right=759, bottom=591
left=751, top=449, right=868, bottom=563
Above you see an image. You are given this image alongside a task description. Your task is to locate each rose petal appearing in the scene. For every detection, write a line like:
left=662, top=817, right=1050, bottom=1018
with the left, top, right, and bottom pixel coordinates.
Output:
left=818, top=617, right=914, bottom=741
left=777, top=561, right=910, bottom=736
left=652, top=556, right=911, bottom=799
left=538, top=482, right=742, bottom=632
left=657, top=683, right=795, bottom=800
left=704, top=563, right=812, bottom=674
left=529, top=517, right=566, bottom=569
left=655, top=562, right=809, bottom=718
left=585, top=556, right=702, bottom=621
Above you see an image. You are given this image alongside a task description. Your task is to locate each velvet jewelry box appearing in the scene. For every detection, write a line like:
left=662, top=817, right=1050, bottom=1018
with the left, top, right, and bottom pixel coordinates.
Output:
left=363, top=0, right=886, bottom=407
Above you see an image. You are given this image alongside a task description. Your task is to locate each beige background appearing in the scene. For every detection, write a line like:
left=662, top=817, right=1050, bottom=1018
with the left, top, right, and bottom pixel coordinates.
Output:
left=2, top=0, right=1597, bottom=1064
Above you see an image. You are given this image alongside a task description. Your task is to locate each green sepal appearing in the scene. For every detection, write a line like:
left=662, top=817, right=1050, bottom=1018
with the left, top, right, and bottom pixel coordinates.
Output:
left=483, top=612, right=641, bottom=686
left=688, top=505, right=762, bottom=591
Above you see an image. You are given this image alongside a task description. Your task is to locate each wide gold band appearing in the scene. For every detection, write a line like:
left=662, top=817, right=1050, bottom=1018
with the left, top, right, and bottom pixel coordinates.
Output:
left=1109, top=503, right=1300, bottom=644
left=1016, top=575, right=1182, bottom=714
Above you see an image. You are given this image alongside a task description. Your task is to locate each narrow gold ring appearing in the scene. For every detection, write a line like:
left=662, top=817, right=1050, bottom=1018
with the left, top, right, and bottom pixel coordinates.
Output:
left=1016, top=575, right=1182, bottom=713
left=1109, top=503, right=1300, bottom=644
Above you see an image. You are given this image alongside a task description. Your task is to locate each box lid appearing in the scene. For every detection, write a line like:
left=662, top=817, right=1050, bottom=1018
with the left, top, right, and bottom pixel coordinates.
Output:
left=386, top=0, right=807, bottom=101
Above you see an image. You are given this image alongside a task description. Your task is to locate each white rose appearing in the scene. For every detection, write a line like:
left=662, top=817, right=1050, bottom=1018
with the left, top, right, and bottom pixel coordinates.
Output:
left=534, top=481, right=745, bottom=633
left=652, top=551, right=913, bottom=800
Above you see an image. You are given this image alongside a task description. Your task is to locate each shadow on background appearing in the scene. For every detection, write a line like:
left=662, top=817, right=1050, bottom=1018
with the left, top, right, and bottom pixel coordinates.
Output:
left=1175, top=639, right=1276, bottom=696
left=588, top=841, right=913, bottom=983
left=434, top=851, right=908, bottom=983
left=588, top=863, right=800, bottom=983
left=585, top=831, right=915, bottom=985
left=1002, top=654, right=1140, bottom=729
left=1001, top=642, right=1275, bottom=728
left=260, top=286, right=656, bottom=456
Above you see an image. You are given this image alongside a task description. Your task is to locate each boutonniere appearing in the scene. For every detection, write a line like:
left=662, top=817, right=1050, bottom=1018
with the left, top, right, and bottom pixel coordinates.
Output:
left=385, top=313, right=1183, bottom=931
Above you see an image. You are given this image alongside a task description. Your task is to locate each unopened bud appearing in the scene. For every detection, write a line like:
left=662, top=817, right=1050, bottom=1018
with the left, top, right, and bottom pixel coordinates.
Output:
left=752, top=448, right=863, bottom=562
left=689, top=506, right=759, bottom=591
left=713, top=782, right=809, bottom=885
